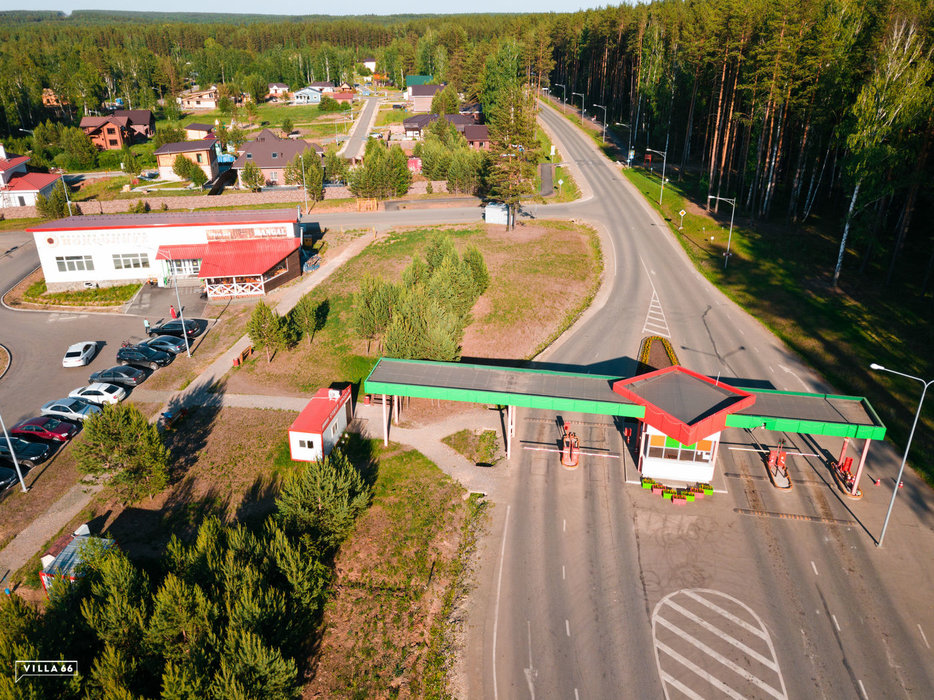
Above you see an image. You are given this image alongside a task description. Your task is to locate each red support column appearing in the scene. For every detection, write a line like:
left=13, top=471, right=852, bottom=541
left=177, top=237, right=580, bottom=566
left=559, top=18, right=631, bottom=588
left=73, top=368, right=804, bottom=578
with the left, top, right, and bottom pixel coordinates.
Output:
left=851, top=439, right=871, bottom=496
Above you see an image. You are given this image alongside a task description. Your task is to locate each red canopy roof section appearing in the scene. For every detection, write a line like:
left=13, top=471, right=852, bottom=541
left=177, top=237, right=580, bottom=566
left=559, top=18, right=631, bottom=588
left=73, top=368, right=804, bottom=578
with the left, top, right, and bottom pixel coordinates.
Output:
left=156, top=243, right=208, bottom=260
left=612, top=366, right=756, bottom=446
left=198, top=238, right=300, bottom=278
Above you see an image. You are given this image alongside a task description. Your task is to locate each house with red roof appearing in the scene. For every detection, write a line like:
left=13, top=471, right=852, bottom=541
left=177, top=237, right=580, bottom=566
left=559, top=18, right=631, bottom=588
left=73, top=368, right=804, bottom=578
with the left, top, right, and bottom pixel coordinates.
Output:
left=0, top=144, right=63, bottom=209
left=289, top=387, right=353, bottom=461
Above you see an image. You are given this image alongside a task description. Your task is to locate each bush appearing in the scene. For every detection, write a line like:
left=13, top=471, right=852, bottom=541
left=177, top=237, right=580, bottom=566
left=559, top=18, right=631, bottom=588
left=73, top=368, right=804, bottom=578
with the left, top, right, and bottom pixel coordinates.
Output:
left=128, top=200, right=151, bottom=214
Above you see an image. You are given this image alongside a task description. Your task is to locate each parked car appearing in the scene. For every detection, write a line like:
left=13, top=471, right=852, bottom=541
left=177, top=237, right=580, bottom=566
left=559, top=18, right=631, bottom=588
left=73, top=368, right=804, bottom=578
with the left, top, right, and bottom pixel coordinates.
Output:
left=10, top=416, right=79, bottom=442
left=0, top=467, right=18, bottom=491
left=140, top=335, right=187, bottom=355
left=0, top=436, right=51, bottom=468
left=89, top=365, right=147, bottom=387
left=69, top=383, right=126, bottom=405
left=116, top=344, right=173, bottom=370
left=40, top=398, right=102, bottom=422
left=149, top=319, right=201, bottom=339
left=62, top=341, right=97, bottom=367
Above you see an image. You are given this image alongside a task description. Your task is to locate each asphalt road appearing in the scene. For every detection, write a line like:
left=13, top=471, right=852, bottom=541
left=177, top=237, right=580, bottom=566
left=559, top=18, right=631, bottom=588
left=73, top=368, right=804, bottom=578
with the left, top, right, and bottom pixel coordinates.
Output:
left=462, top=103, right=934, bottom=699
left=340, top=96, right=381, bottom=161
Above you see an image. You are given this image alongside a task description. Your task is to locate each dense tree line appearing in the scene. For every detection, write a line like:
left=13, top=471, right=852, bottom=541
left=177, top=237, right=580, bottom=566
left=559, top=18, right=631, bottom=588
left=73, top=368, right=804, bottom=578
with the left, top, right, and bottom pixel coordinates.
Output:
left=548, top=0, right=933, bottom=289
left=0, top=444, right=372, bottom=698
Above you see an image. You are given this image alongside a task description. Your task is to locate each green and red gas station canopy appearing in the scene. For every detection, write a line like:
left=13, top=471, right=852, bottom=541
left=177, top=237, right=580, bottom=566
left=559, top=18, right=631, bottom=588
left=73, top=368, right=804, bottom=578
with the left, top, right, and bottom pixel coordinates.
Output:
left=364, top=359, right=886, bottom=441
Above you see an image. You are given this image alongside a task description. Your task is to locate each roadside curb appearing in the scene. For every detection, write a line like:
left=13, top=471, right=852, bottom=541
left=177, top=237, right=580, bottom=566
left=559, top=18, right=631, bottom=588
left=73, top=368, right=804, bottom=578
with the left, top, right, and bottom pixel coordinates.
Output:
left=0, top=342, right=10, bottom=382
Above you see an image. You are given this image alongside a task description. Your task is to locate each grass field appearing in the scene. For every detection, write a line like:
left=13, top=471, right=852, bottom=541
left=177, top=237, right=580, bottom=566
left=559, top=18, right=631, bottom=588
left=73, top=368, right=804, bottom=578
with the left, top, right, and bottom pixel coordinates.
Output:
left=225, top=221, right=602, bottom=397
left=442, top=429, right=500, bottom=465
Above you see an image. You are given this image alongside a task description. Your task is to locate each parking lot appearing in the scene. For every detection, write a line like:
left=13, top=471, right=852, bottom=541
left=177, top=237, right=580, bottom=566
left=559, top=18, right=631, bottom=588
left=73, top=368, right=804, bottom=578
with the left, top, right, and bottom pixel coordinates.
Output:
left=0, top=230, right=206, bottom=425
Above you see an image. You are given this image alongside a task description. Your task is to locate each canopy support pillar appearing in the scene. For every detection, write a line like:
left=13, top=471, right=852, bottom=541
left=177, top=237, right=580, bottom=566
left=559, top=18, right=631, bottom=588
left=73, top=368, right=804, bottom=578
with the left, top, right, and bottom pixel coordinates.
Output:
left=506, top=405, right=515, bottom=460
left=851, top=439, right=871, bottom=496
left=382, top=394, right=388, bottom=446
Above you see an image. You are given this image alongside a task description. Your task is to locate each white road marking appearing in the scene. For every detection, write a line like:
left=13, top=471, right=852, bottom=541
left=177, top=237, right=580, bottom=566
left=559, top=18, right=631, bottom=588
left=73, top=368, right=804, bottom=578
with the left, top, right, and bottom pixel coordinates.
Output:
left=682, top=589, right=769, bottom=640
left=566, top=619, right=571, bottom=636
left=574, top=689, right=580, bottom=700
left=655, top=616, right=785, bottom=699
left=832, top=615, right=841, bottom=632
left=656, top=640, right=749, bottom=700
left=563, top=519, right=566, bottom=533
left=655, top=589, right=788, bottom=700
left=562, top=565, right=566, bottom=580
left=769, top=365, right=775, bottom=373
left=779, top=364, right=811, bottom=391
left=738, top=328, right=745, bottom=336
left=639, top=256, right=671, bottom=338
left=662, top=599, right=779, bottom=670
left=859, top=679, right=868, bottom=699
left=524, top=620, right=536, bottom=699
left=919, top=624, right=930, bottom=649
left=811, top=561, right=819, bottom=576
left=659, top=671, right=706, bottom=700
left=492, top=504, right=510, bottom=700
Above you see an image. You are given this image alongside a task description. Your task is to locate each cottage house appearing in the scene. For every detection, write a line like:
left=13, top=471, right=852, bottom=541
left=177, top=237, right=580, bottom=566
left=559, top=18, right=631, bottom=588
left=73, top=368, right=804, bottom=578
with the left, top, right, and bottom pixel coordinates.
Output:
left=178, top=87, right=219, bottom=111
left=464, top=124, right=491, bottom=151
left=184, top=123, right=215, bottom=140
left=233, top=131, right=323, bottom=187
left=0, top=144, right=63, bottom=208
left=154, top=139, right=219, bottom=181
left=402, top=113, right=475, bottom=140
left=292, top=87, right=323, bottom=105
left=362, top=57, right=377, bottom=73
left=409, top=84, right=443, bottom=112
left=268, top=82, right=290, bottom=100
left=113, top=109, right=155, bottom=139
left=80, top=115, right=132, bottom=150
left=307, top=81, right=335, bottom=94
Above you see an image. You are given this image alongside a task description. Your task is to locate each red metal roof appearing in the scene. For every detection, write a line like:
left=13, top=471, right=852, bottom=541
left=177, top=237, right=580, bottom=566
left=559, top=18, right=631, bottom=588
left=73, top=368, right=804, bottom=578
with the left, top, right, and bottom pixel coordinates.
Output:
left=290, top=387, right=352, bottom=434
left=27, top=208, right=298, bottom=232
left=198, top=238, right=300, bottom=278
left=156, top=243, right=208, bottom=260
left=1, top=171, right=61, bottom=191
left=0, top=154, right=30, bottom=172
left=612, top=366, right=756, bottom=445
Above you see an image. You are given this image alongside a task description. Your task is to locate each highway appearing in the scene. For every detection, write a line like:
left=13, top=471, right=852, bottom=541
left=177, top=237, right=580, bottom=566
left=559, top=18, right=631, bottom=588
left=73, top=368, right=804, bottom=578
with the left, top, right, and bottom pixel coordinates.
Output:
left=461, top=103, right=934, bottom=699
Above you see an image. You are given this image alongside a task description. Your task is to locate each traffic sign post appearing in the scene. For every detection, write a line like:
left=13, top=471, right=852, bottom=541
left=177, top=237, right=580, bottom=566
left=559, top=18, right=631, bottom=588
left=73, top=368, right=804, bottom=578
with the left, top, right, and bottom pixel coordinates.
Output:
left=678, top=209, right=686, bottom=230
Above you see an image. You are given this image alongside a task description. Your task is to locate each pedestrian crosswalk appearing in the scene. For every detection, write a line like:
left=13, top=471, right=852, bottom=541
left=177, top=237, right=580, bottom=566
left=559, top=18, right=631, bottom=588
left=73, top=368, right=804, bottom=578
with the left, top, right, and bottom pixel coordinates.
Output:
left=653, top=588, right=787, bottom=699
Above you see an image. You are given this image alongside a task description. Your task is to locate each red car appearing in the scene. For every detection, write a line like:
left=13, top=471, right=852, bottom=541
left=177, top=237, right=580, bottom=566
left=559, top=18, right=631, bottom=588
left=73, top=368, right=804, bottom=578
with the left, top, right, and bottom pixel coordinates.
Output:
left=10, top=416, right=79, bottom=442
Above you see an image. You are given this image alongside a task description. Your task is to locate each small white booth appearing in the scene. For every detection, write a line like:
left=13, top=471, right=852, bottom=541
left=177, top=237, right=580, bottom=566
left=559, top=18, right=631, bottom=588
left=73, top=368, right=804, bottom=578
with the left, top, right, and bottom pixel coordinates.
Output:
left=289, top=386, right=353, bottom=461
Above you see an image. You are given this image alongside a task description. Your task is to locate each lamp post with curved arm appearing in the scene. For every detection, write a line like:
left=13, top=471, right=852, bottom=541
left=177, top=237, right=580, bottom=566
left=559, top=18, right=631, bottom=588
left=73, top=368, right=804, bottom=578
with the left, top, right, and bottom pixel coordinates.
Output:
left=593, top=104, right=607, bottom=143
left=645, top=148, right=667, bottom=205
left=571, top=92, right=584, bottom=122
left=869, top=364, right=933, bottom=547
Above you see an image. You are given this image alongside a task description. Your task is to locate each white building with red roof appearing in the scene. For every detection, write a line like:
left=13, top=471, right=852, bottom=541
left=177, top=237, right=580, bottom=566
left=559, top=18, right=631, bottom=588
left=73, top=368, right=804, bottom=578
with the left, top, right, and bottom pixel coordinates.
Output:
left=289, top=386, right=353, bottom=461
left=0, top=144, right=63, bottom=209
left=27, top=208, right=303, bottom=297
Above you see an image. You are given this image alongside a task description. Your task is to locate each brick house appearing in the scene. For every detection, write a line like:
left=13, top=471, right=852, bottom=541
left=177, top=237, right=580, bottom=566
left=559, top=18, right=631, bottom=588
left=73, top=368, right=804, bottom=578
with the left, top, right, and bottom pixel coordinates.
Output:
left=80, top=115, right=131, bottom=150
left=331, top=90, right=355, bottom=105
left=154, top=139, right=219, bottom=181
left=233, top=131, right=323, bottom=188
left=464, top=124, right=491, bottom=151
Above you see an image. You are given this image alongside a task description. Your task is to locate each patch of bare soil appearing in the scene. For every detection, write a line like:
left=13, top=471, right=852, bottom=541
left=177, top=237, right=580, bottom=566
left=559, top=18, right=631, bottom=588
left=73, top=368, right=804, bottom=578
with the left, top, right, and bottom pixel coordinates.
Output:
left=395, top=397, right=475, bottom=428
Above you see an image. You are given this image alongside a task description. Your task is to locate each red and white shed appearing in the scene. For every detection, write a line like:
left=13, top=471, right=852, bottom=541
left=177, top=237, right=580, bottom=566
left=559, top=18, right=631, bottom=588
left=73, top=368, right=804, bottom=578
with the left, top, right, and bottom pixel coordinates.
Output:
left=289, top=386, right=353, bottom=461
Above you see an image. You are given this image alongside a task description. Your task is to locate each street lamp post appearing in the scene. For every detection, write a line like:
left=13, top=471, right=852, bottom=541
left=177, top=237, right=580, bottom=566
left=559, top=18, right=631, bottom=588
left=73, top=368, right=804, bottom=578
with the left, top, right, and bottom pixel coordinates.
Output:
left=707, top=195, right=737, bottom=269
left=554, top=83, right=566, bottom=106
left=645, top=148, right=667, bottom=205
left=869, top=364, right=933, bottom=547
left=298, top=153, right=308, bottom=212
left=615, top=123, right=632, bottom=165
left=593, top=104, right=607, bottom=143
left=0, top=412, right=29, bottom=492
left=571, top=92, right=584, bottom=122
left=153, top=252, right=193, bottom=358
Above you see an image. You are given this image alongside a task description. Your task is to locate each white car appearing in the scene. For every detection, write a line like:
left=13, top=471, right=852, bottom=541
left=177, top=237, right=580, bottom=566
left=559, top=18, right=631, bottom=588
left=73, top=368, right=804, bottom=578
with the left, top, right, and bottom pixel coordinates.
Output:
left=62, top=341, right=97, bottom=367
left=69, top=383, right=126, bottom=405
left=40, top=398, right=102, bottom=422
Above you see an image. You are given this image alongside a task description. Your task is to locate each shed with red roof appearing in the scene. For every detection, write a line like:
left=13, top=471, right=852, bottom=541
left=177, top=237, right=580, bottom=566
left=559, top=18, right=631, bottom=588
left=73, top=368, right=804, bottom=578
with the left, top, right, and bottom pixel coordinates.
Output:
left=289, top=387, right=353, bottom=461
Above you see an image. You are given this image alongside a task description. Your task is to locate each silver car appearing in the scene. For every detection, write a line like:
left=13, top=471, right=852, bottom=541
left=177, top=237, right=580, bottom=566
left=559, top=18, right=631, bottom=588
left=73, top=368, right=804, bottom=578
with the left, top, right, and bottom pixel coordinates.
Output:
left=40, top=397, right=103, bottom=422
left=140, top=335, right=187, bottom=354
